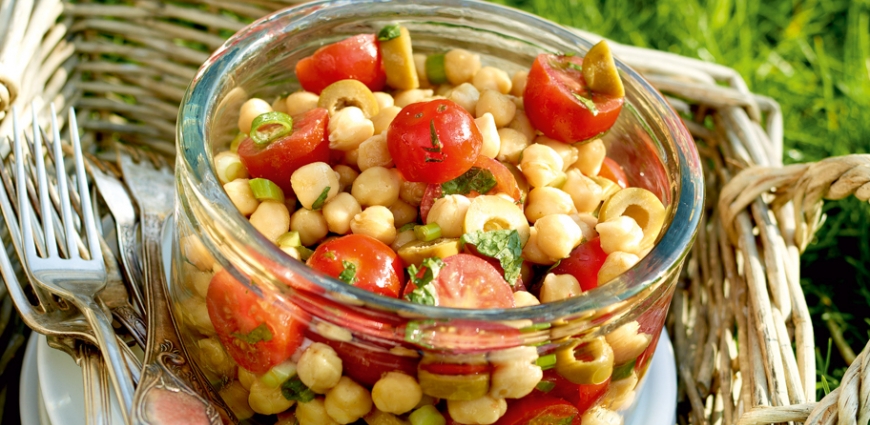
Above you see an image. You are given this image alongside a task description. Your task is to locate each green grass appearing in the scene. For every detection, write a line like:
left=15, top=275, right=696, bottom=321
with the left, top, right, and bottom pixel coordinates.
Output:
left=492, top=0, right=870, bottom=398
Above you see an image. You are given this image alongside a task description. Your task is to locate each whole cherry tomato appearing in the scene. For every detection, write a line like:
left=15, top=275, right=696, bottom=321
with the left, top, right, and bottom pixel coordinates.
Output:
left=306, top=331, right=418, bottom=387
left=495, top=393, right=580, bottom=425
left=307, top=234, right=405, bottom=298
left=599, top=157, right=629, bottom=188
left=402, top=254, right=514, bottom=309
left=524, top=53, right=624, bottom=143
left=550, top=237, right=608, bottom=292
left=295, top=34, right=386, bottom=94
left=237, top=108, right=330, bottom=193
left=206, top=270, right=308, bottom=374
left=387, top=99, right=482, bottom=184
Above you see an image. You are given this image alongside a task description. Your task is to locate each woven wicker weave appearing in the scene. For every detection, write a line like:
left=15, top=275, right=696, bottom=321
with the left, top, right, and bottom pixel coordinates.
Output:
left=0, top=1, right=867, bottom=424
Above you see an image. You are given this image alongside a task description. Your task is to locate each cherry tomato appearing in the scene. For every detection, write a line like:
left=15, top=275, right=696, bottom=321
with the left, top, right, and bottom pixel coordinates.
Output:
left=295, top=34, right=386, bottom=94
left=419, top=156, right=520, bottom=222
left=549, top=237, right=608, bottom=292
left=307, top=234, right=404, bottom=298
left=537, top=369, right=610, bottom=416
left=419, top=362, right=491, bottom=376
left=206, top=270, right=308, bottom=374
left=598, top=157, right=629, bottom=188
left=237, top=108, right=330, bottom=193
left=496, top=393, right=580, bottom=425
left=306, top=331, right=418, bottom=387
left=523, top=54, right=624, bottom=143
left=402, top=254, right=514, bottom=309
left=387, top=99, right=483, bottom=184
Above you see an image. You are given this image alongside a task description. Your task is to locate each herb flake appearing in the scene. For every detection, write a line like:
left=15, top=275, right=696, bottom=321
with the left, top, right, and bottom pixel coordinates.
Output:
left=339, top=260, right=357, bottom=285
left=441, top=167, right=497, bottom=196
left=281, top=377, right=316, bottom=402
left=231, top=323, right=273, bottom=345
left=460, top=230, right=523, bottom=285
left=311, top=186, right=331, bottom=210
left=404, top=257, right=444, bottom=306
left=572, top=92, right=599, bottom=116
left=568, top=63, right=583, bottom=72
left=377, top=24, right=401, bottom=41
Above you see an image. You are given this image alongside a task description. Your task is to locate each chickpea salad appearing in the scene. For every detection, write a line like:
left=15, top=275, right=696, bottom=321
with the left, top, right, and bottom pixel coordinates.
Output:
left=192, top=23, right=668, bottom=425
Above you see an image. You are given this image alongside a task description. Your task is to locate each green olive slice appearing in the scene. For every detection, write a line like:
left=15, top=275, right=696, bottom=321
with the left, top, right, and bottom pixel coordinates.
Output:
left=379, top=25, right=420, bottom=90
left=417, top=369, right=489, bottom=401
left=554, top=337, right=614, bottom=385
left=582, top=40, right=625, bottom=98
left=317, top=79, right=380, bottom=118
left=598, top=187, right=666, bottom=249
left=397, top=238, right=461, bottom=267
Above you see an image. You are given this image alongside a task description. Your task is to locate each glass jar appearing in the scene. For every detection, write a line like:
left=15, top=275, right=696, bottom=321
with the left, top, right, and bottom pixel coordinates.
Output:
left=172, top=0, right=704, bottom=423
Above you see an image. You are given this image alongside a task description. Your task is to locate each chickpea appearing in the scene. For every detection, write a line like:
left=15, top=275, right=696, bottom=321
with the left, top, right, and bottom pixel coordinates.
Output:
left=334, top=165, right=359, bottom=193
left=238, top=98, right=272, bottom=134
left=271, top=96, right=289, bottom=114
left=507, top=109, right=536, bottom=142
left=181, top=234, right=216, bottom=272
left=524, top=187, right=576, bottom=223
left=444, top=49, right=481, bottom=85
left=510, top=70, right=528, bottom=97
left=284, top=91, right=320, bottom=116
left=520, top=144, right=564, bottom=188
left=372, top=105, right=401, bottom=135
left=580, top=406, right=622, bottom=425
left=521, top=227, right=554, bottom=265
left=290, top=209, right=329, bottom=246
left=446, top=395, right=507, bottom=425
left=329, top=106, right=375, bottom=151
left=197, top=337, right=235, bottom=378
left=224, top=179, right=259, bottom=216
left=291, top=162, right=340, bottom=210
left=344, top=148, right=360, bottom=168
left=400, top=180, right=427, bottom=206
left=571, top=212, right=600, bottom=241
left=352, top=167, right=401, bottom=207
left=186, top=267, right=211, bottom=298
left=488, top=347, right=542, bottom=399
left=540, top=273, right=583, bottom=302
left=238, top=367, right=257, bottom=391
left=388, top=199, right=418, bottom=228
left=476, top=90, right=516, bottom=127
left=474, top=113, right=500, bottom=159
left=596, top=216, right=644, bottom=255
left=250, top=201, right=291, bottom=243
left=297, top=343, right=343, bottom=394
left=495, top=128, right=529, bottom=164
left=372, top=372, right=422, bottom=415
left=372, top=91, right=395, bottom=109
left=324, top=376, right=373, bottom=424
left=350, top=206, right=396, bottom=245
left=605, top=321, right=652, bottom=365
left=535, top=136, right=579, bottom=170
left=573, top=139, right=607, bottom=176
left=248, top=379, right=295, bottom=415
left=322, top=193, right=362, bottom=235
left=473, top=66, right=512, bottom=94
left=426, top=194, right=471, bottom=238
left=390, top=229, right=417, bottom=251
left=357, top=134, right=394, bottom=171
left=564, top=169, right=604, bottom=213
left=513, top=291, right=540, bottom=307
left=534, top=214, right=583, bottom=260
left=604, top=370, right=638, bottom=410
left=448, top=83, right=481, bottom=114
left=394, top=89, right=434, bottom=107
left=598, top=251, right=640, bottom=286
left=297, top=398, right=339, bottom=425
left=413, top=53, right=431, bottom=88
left=219, top=381, right=255, bottom=421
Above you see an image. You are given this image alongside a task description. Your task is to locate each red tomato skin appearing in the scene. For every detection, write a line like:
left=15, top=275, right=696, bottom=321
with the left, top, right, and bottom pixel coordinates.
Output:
left=295, top=34, right=386, bottom=94
left=419, top=183, right=441, bottom=223
left=537, top=369, right=610, bottom=416
left=550, top=237, right=608, bottom=292
left=523, top=54, right=624, bottom=143
left=307, top=234, right=404, bottom=298
left=206, top=270, right=307, bottom=374
left=306, top=331, right=418, bottom=387
left=598, top=157, right=629, bottom=188
left=387, top=100, right=483, bottom=184
left=237, top=108, right=330, bottom=193
left=496, top=393, right=580, bottom=425
left=404, top=254, right=514, bottom=309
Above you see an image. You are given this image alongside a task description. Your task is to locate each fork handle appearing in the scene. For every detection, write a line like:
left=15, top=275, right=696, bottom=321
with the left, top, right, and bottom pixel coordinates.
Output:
left=80, top=343, right=112, bottom=425
left=113, top=305, right=147, bottom=349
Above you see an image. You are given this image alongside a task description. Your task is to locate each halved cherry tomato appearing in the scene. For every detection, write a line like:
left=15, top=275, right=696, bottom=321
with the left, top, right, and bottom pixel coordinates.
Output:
left=550, top=237, right=608, bottom=292
left=419, top=156, right=520, bottom=222
left=537, top=369, right=610, bottom=416
left=306, top=331, right=418, bottom=387
left=387, top=99, right=483, bottom=184
left=419, top=183, right=441, bottom=223
left=523, top=54, right=624, bottom=143
left=206, top=270, right=308, bottom=374
left=598, top=157, right=629, bottom=188
left=237, top=108, right=330, bottom=193
left=496, top=393, right=580, bottom=425
left=402, top=254, right=514, bottom=309
left=295, top=34, right=386, bottom=94
left=307, top=234, right=404, bottom=298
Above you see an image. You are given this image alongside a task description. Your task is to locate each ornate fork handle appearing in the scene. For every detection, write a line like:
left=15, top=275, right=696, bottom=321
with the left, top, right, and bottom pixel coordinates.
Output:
left=112, top=304, right=147, bottom=349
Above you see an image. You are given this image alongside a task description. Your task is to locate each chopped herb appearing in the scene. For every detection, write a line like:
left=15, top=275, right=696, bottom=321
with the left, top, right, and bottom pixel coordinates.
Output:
left=377, top=24, right=402, bottom=41
left=563, top=51, right=576, bottom=57
left=568, top=63, right=583, bottom=72
left=405, top=257, right=444, bottom=306
left=311, top=186, right=331, bottom=210
left=536, top=381, right=556, bottom=393
left=405, top=279, right=438, bottom=306
left=339, top=260, right=357, bottom=285
left=441, top=167, right=497, bottom=196
left=460, top=230, right=523, bottom=285
left=612, top=359, right=637, bottom=381
left=424, top=157, right=444, bottom=163
left=398, top=222, right=417, bottom=233
left=572, top=92, right=599, bottom=116
left=429, top=121, right=442, bottom=149
left=281, top=377, right=316, bottom=402
left=231, top=323, right=272, bottom=345
left=404, top=320, right=436, bottom=348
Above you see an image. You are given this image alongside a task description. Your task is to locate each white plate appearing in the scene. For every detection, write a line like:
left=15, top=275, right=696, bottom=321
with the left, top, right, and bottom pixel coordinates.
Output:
left=624, top=328, right=677, bottom=425
left=20, top=332, right=46, bottom=425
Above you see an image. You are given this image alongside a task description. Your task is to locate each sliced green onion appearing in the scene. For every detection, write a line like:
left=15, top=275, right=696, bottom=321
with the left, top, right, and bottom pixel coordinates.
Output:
left=409, top=405, right=446, bottom=425
left=277, top=231, right=301, bottom=248
left=398, top=222, right=417, bottom=233
left=520, top=322, right=552, bottom=333
left=536, top=353, right=557, bottom=370
left=260, top=360, right=297, bottom=389
left=229, top=132, right=246, bottom=152
left=535, top=381, right=556, bottom=393
left=611, top=359, right=637, bottom=381
left=214, top=152, right=247, bottom=184
left=249, top=111, right=293, bottom=146
left=377, top=24, right=401, bottom=41
left=425, top=53, right=448, bottom=85
left=249, top=178, right=285, bottom=203
left=414, top=223, right=442, bottom=242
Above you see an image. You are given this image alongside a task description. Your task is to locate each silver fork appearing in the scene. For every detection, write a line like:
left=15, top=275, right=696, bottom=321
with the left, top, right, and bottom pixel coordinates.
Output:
left=13, top=108, right=135, bottom=424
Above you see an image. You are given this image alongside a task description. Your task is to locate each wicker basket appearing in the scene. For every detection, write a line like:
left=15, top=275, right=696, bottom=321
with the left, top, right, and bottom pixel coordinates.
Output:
left=0, top=1, right=867, bottom=424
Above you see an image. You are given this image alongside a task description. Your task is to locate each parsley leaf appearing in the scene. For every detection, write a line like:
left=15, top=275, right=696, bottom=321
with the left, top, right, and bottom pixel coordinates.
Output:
left=460, top=230, right=523, bottom=285
left=404, top=257, right=444, bottom=306
left=571, top=93, right=599, bottom=116
left=311, top=186, right=331, bottom=210
left=231, top=323, right=273, bottom=345
left=281, top=377, right=316, bottom=402
left=339, top=260, right=357, bottom=285
left=441, top=167, right=497, bottom=196
left=377, top=24, right=401, bottom=41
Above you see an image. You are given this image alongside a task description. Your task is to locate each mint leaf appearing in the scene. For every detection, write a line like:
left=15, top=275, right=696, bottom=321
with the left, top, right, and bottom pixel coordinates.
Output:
left=377, top=24, right=401, bottom=41
left=339, top=260, right=357, bottom=285
left=281, top=377, right=315, bottom=402
left=460, top=230, right=522, bottom=285
left=441, top=167, right=497, bottom=196
left=404, top=257, right=444, bottom=306
left=572, top=92, right=599, bottom=116
left=231, top=323, right=272, bottom=345
left=311, top=186, right=330, bottom=210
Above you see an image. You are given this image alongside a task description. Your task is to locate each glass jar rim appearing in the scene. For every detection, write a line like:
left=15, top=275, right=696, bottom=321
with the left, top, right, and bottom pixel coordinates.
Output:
left=177, top=0, right=704, bottom=322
